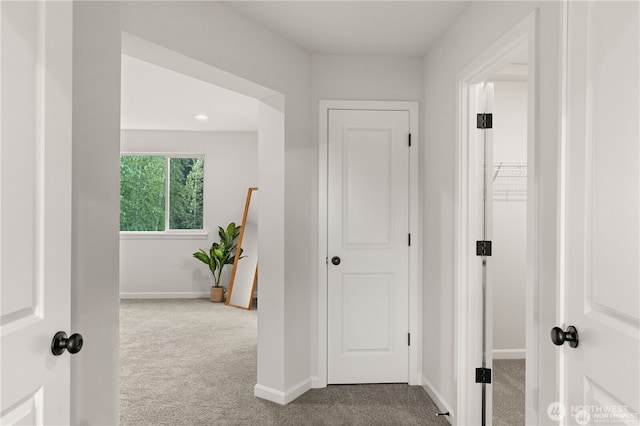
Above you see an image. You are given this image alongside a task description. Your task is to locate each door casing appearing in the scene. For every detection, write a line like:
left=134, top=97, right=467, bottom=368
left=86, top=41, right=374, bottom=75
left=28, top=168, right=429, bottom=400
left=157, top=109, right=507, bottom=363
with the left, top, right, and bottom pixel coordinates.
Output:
left=316, top=100, right=420, bottom=388
left=454, top=12, right=539, bottom=425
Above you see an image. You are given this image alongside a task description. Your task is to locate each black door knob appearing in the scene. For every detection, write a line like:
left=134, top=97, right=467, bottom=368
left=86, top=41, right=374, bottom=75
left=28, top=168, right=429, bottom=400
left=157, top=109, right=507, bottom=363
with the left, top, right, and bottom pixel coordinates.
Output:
left=51, top=331, right=84, bottom=355
left=331, top=256, right=341, bottom=266
left=551, top=325, right=579, bottom=348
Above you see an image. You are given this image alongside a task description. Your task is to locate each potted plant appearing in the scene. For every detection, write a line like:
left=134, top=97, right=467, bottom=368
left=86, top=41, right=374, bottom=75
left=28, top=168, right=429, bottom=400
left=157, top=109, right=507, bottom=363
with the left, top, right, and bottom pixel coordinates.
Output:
left=193, top=222, right=243, bottom=302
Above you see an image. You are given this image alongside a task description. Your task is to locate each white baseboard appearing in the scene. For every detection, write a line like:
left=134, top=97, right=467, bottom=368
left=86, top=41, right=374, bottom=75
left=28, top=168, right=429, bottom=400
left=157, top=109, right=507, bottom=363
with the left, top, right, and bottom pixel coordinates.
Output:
left=254, top=384, right=285, bottom=404
left=492, top=349, right=526, bottom=359
left=254, top=378, right=312, bottom=405
left=120, top=292, right=209, bottom=299
left=310, top=376, right=322, bottom=388
left=422, top=376, right=454, bottom=425
left=285, top=378, right=313, bottom=403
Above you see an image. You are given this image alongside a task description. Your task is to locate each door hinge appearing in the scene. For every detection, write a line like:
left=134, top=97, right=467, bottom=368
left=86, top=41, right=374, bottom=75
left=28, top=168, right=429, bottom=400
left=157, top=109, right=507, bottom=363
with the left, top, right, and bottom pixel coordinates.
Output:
left=476, top=240, right=492, bottom=256
left=476, top=113, right=493, bottom=129
left=408, top=234, right=411, bottom=246
left=475, top=367, right=492, bottom=384
left=408, top=133, right=412, bottom=147
left=408, top=333, right=411, bottom=346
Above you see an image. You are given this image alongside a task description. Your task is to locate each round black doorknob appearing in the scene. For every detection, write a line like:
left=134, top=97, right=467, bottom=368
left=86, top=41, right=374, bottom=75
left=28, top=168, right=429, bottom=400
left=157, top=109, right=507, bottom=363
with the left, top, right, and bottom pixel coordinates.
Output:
left=51, top=331, right=84, bottom=356
left=551, top=325, right=579, bottom=348
left=331, top=256, right=341, bottom=266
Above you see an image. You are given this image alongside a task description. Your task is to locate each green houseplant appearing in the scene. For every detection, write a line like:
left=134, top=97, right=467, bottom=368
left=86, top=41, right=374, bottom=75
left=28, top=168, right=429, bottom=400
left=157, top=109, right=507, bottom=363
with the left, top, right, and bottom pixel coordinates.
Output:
left=193, top=222, right=243, bottom=302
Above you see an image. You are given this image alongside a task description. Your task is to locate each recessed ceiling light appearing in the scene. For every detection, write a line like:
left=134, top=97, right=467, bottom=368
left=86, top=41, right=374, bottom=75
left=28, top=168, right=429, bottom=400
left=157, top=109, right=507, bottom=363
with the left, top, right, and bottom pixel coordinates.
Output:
left=194, top=114, right=208, bottom=121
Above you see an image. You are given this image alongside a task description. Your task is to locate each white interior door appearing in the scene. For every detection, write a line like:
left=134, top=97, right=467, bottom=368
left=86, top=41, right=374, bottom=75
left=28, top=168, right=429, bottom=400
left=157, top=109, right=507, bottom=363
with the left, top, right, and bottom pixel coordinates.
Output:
left=562, top=2, right=639, bottom=424
left=327, top=109, right=409, bottom=384
left=1, top=2, right=73, bottom=424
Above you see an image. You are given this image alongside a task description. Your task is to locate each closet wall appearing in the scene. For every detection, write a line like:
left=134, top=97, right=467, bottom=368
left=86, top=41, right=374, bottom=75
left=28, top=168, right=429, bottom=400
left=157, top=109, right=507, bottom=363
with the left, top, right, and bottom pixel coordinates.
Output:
left=492, top=80, right=527, bottom=358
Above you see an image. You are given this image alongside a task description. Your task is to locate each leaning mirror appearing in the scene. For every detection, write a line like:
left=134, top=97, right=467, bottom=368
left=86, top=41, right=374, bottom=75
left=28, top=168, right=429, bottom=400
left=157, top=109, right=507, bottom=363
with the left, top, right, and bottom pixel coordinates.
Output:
left=226, top=187, right=258, bottom=310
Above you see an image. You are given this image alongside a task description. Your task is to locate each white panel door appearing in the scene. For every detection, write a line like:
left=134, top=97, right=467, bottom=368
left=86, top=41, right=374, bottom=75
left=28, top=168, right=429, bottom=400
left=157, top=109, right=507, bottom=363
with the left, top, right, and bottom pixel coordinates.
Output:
left=327, top=109, right=409, bottom=384
left=562, top=2, right=640, bottom=424
left=1, top=2, right=73, bottom=424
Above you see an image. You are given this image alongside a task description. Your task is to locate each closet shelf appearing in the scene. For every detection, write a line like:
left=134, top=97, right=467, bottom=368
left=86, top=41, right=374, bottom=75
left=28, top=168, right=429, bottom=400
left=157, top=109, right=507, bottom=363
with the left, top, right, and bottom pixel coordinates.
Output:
left=492, top=161, right=527, bottom=201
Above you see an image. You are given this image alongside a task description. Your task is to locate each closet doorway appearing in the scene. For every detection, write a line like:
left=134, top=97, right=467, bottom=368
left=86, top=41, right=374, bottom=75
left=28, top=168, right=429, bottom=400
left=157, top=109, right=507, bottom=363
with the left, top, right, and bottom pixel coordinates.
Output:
left=454, top=12, right=536, bottom=426
left=489, top=68, right=528, bottom=426
left=474, top=54, right=530, bottom=426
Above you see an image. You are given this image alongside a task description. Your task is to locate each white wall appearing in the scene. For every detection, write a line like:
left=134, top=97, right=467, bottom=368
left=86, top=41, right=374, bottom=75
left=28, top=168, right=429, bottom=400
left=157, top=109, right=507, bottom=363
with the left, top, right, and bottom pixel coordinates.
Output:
left=72, top=2, right=311, bottom=423
left=71, top=3, right=121, bottom=423
left=422, top=2, right=564, bottom=421
left=312, top=54, right=424, bottom=102
left=492, top=81, right=528, bottom=164
left=491, top=81, right=527, bottom=356
left=119, top=130, right=258, bottom=297
left=310, top=54, right=424, bottom=382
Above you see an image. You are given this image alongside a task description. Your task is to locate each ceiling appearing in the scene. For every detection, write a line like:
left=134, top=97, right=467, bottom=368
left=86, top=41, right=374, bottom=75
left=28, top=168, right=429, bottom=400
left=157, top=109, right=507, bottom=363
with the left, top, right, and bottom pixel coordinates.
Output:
left=121, top=55, right=259, bottom=132
left=225, top=1, right=470, bottom=56
left=121, top=1, right=472, bottom=131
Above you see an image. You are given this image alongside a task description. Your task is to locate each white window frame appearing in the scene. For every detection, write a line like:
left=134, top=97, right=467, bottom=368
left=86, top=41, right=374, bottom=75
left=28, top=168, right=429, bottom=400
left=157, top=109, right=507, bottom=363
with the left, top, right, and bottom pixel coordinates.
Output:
left=119, top=152, right=207, bottom=239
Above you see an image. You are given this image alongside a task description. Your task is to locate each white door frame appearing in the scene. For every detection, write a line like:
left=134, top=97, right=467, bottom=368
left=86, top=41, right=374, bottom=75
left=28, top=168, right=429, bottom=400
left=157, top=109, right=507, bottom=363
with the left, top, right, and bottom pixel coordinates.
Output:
left=316, top=100, right=420, bottom=388
left=454, top=13, right=538, bottom=425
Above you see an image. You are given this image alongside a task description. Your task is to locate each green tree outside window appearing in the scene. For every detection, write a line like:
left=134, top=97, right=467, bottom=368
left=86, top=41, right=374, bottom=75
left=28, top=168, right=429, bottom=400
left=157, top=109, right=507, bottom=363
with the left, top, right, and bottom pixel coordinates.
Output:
left=120, top=155, right=204, bottom=231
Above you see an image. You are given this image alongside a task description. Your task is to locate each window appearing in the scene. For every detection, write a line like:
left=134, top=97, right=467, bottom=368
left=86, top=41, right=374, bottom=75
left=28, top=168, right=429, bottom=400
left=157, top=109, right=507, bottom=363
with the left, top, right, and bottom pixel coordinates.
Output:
left=120, top=155, right=204, bottom=232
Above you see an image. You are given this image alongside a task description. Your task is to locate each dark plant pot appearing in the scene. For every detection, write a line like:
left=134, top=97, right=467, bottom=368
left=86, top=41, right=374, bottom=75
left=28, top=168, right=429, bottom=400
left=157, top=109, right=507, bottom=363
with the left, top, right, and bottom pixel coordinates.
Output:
left=210, top=286, right=224, bottom=303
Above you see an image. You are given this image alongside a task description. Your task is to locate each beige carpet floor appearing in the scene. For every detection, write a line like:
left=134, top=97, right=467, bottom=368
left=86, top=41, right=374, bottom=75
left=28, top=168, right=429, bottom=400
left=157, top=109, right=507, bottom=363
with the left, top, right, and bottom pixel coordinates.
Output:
left=492, top=359, right=525, bottom=425
left=119, top=299, right=450, bottom=425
